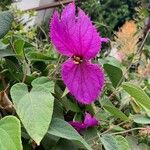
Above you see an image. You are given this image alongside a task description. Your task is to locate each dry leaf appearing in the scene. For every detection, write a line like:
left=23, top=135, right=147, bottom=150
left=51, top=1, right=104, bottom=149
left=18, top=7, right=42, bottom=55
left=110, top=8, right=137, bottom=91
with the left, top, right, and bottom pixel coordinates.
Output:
left=138, top=59, right=150, bottom=78
left=0, top=91, right=15, bottom=113
left=114, top=21, right=140, bottom=56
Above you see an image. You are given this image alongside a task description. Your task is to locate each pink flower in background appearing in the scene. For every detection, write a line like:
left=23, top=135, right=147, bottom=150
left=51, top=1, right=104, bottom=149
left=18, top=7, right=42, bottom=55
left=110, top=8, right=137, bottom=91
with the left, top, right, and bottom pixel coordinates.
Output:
left=50, top=2, right=108, bottom=104
left=109, top=47, right=125, bottom=62
left=69, top=122, right=86, bottom=132
left=84, top=112, right=99, bottom=127
left=69, top=112, right=99, bottom=132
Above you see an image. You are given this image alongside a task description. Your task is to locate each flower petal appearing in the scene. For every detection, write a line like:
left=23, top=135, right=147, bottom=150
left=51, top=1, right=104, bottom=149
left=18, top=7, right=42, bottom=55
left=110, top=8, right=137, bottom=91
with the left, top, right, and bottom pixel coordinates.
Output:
left=84, top=112, right=99, bottom=127
left=50, top=2, right=104, bottom=59
left=50, top=3, right=76, bottom=57
left=71, top=8, right=101, bottom=59
left=61, top=2, right=75, bottom=21
left=101, top=38, right=109, bottom=43
left=61, top=59, right=105, bottom=104
left=69, top=121, right=86, bottom=132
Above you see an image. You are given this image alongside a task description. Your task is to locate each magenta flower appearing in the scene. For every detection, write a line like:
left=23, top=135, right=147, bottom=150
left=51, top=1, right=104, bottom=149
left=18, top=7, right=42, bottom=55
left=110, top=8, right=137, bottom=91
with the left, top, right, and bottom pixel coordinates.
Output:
left=69, top=122, right=86, bottom=132
left=69, top=112, right=99, bottom=132
left=50, top=3, right=108, bottom=104
left=84, top=112, right=99, bottom=127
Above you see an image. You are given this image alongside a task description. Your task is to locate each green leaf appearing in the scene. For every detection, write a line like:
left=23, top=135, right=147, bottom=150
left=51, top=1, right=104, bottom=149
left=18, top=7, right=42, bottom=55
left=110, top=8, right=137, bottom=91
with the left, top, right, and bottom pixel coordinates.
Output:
left=55, top=84, right=80, bottom=112
left=0, top=48, right=15, bottom=58
left=100, top=134, right=118, bottom=150
left=32, top=77, right=54, bottom=93
left=14, top=39, right=25, bottom=56
left=0, top=116, right=22, bottom=150
left=115, top=135, right=131, bottom=150
left=52, top=99, right=64, bottom=119
left=0, top=41, right=15, bottom=58
left=82, top=128, right=98, bottom=145
left=27, top=52, right=55, bottom=61
left=0, top=11, right=13, bottom=39
left=132, top=114, right=150, bottom=124
left=126, top=136, right=150, bottom=150
left=111, top=126, right=125, bottom=132
left=51, top=138, right=81, bottom=150
left=48, top=118, right=92, bottom=150
left=122, top=83, right=150, bottom=115
left=0, top=41, right=8, bottom=49
left=104, top=63, right=123, bottom=88
left=61, top=87, right=69, bottom=98
left=10, top=80, right=54, bottom=145
left=105, top=57, right=123, bottom=68
left=103, top=105, right=128, bottom=121
left=144, top=77, right=150, bottom=90
left=42, top=134, right=60, bottom=150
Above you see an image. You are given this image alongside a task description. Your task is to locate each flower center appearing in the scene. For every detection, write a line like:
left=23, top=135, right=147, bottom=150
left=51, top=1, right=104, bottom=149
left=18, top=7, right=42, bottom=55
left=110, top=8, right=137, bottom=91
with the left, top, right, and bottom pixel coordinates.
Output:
left=72, top=56, right=83, bottom=64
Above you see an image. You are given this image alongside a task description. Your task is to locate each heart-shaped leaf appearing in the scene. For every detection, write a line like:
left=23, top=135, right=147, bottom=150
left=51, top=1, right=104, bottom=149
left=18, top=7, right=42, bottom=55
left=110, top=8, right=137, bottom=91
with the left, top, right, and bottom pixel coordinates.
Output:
left=0, top=116, right=22, bottom=150
left=0, top=11, right=13, bottom=39
left=32, top=77, right=54, bottom=93
left=115, top=135, right=131, bottom=150
left=100, top=134, right=118, bottom=150
left=10, top=79, right=54, bottom=145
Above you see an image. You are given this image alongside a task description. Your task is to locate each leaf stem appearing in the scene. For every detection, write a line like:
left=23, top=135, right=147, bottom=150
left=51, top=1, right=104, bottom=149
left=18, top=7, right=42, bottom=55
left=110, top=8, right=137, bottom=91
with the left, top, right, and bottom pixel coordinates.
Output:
left=110, top=127, right=145, bottom=135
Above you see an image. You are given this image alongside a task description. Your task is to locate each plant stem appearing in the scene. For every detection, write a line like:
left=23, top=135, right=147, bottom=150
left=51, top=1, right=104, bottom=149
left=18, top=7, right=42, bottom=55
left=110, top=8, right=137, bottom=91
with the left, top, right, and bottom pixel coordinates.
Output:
left=110, top=127, right=145, bottom=135
left=100, top=120, right=130, bottom=135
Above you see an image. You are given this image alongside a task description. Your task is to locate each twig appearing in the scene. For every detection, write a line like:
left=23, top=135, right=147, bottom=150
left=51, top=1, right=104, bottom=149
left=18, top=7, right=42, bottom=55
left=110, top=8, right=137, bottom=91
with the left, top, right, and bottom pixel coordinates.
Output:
left=22, top=67, right=27, bottom=83
left=89, top=127, right=145, bottom=146
left=138, top=29, right=150, bottom=61
left=0, top=75, right=7, bottom=90
left=110, top=127, right=145, bottom=135
left=37, top=25, right=48, bottom=41
left=87, top=120, right=129, bottom=142
left=48, top=55, right=62, bottom=77
left=100, top=120, right=130, bottom=136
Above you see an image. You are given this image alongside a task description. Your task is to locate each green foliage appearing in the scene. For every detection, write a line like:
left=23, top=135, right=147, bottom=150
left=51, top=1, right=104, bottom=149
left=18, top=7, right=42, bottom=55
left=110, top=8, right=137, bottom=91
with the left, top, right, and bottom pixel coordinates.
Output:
left=0, top=0, right=12, bottom=11
left=100, top=134, right=131, bottom=150
left=78, top=0, right=139, bottom=37
left=127, top=136, right=150, bottom=149
left=10, top=78, right=54, bottom=145
left=123, top=82, right=150, bottom=116
left=0, top=116, right=22, bottom=150
left=0, top=11, right=13, bottom=39
left=0, top=0, right=12, bottom=6
left=115, top=135, right=131, bottom=150
left=48, top=118, right=92, bottom=150
left=104, top=63, right=123, bottom=88
left=133, top=114, right=150, bottom=124
left=103, top=105, right=128, bottom=121
left=100, top=134, right=118, bottom=150
left=0, top=1, right=149, bottom=150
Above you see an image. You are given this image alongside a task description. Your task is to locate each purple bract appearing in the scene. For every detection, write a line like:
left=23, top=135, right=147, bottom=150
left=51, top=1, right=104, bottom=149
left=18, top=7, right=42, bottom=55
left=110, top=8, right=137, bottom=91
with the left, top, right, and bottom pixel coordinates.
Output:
left=69, top=112, right=99, bottom=132
left=50, top=2, right=108, bottom=104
